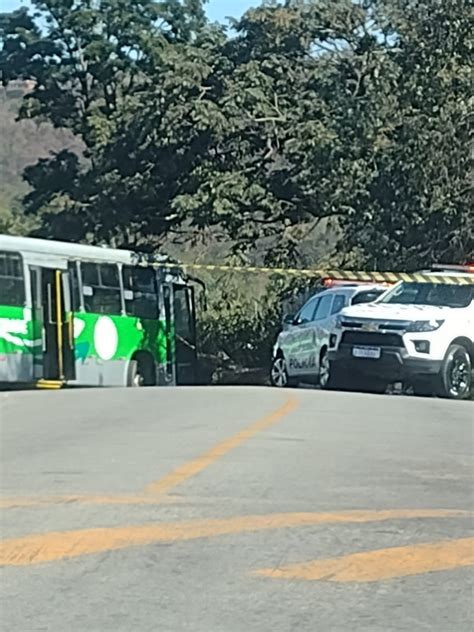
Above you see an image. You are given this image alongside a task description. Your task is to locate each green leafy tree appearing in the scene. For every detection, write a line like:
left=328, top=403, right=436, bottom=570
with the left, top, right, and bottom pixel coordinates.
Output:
left=0, top=0, right=213, bottom=245
left=1, top=0, right=471, bottom=267
left=340, top=0, right=473, bottom=268
left=213, top=0, right=472, bottom=268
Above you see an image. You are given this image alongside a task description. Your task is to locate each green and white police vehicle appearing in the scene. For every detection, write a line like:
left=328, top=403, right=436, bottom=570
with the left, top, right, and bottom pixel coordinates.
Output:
left=271, top=281, right=387, bottom=388
left=327, top=265, right=474, bottom=399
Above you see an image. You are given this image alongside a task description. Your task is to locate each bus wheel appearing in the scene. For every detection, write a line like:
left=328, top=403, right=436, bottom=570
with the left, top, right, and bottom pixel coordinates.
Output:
left=129, top=355, right=156, bottom=387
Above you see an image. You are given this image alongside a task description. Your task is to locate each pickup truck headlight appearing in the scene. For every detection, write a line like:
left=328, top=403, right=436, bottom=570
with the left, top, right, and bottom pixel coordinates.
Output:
left=405, top=319, right=445, bottom=332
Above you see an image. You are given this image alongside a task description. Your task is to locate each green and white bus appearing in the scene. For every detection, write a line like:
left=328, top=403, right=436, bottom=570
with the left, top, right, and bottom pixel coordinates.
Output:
left=0, top=235, right=199, bottom=389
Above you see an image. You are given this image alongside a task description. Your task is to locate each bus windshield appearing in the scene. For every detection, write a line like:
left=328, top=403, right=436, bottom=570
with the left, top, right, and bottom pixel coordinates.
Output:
left=380, top=282, right=473, bottom=308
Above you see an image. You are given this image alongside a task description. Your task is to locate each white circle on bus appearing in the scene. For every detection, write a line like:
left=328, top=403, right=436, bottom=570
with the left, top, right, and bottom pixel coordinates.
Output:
left=94, top=316, right=118, bottom=361
left=73, top=317, right=86, bottom=339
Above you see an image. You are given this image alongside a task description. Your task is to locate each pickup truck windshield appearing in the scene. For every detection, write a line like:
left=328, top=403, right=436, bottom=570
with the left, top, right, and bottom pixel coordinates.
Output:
left=351, top=289, right=385, bottom=305
left=380, top=282, right=473, bottom=308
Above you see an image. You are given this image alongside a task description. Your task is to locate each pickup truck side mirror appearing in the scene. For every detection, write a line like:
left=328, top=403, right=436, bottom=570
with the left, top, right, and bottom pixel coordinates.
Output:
left=283, top=314, right=296, bottom=328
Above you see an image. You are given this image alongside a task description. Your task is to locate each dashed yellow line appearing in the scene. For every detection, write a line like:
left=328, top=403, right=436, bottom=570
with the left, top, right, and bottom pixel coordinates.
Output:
left=0, top=509, right=469, bottom=567
left=144, top=395, right=298, bottom=496
left=254, top=537, right=474, bottom=583
left=0, top=395, right=298, bottom=509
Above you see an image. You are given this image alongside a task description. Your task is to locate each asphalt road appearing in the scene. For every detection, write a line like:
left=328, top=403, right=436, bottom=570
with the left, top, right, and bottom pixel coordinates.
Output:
left=0, top=387, right=473, bottom=632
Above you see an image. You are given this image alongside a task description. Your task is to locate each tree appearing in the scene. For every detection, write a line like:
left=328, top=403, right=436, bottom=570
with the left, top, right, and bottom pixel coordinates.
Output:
left=0, top=0, right=215, bottom=246
left=214, top=0, right=472, bottom=268
left=1, top=0, right=471, bottom=267
left=336, top=0, right=474, bottom=268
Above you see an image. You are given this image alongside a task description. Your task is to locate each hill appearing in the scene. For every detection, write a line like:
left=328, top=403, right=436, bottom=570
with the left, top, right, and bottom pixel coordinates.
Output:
left=0, top=82, right=83, bottom=233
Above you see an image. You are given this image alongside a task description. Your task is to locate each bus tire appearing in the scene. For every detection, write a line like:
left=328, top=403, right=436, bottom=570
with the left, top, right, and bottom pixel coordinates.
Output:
left=128, top=355, right=156, bottom=387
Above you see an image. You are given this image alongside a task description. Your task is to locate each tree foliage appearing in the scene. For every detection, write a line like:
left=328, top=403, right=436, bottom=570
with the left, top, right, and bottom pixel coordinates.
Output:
left=0, top=0, right=472, bottom=267
left=339, top=0, right=474, bottom=268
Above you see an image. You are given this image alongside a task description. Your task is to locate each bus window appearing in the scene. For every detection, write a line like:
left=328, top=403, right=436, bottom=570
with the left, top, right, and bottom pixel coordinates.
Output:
left=0, top=251, right=25, bottom=306
left=174, top=287, right=194, bottom=340
left=123, top=266, right=159, bottom=320
left=163, top=285, right=174, bottom=377
left=68, top=262, right=82, bottom=312
left=81, top=262, right=122, bottom=315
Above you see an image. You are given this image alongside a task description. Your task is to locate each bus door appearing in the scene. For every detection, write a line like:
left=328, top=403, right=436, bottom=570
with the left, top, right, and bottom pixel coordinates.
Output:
left=30, top=267, right=75, bottom=381
left=173, top=284, right=197, bottom=385
left=160, top=284, right=175, bottom=385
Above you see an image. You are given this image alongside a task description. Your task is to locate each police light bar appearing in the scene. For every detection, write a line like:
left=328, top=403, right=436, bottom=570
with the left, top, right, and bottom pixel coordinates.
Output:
left=322, top=278, right=393, bottom=288
left=431, top=263, right=474, bottom=274
left=323, top=279, right=359, bottom=288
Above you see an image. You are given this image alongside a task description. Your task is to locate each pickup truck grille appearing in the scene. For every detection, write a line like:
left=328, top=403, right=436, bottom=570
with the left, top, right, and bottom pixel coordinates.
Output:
left=341, top=331, right=403, bottom=347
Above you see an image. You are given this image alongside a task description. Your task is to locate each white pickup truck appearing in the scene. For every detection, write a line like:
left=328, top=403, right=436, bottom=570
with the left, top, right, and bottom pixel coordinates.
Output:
left=327, top=265, right=474, bottom=399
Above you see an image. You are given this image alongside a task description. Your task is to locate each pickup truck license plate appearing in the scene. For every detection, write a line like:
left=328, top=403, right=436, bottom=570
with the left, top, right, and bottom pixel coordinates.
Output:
left=352, top=346, right=381, bottom=359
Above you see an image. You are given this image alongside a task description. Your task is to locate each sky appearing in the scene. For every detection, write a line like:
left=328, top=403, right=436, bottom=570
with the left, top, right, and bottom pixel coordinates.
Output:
left=1, top=0, right=257, bottom=23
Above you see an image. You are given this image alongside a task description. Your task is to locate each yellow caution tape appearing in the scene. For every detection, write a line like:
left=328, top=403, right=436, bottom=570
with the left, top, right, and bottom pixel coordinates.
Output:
left=152, top=262, right=474, bottom=285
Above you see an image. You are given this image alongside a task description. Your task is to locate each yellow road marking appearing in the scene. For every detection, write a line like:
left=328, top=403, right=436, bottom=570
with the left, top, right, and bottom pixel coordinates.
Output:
left=0, top=396, right=297, bottom=510
left=144, top=395, right=298, bottom=496
left=0, top=509, right=468, bottom=567
left=0, top=494, right=182, bottom=510
left=254, top=537, right=474, bottom=583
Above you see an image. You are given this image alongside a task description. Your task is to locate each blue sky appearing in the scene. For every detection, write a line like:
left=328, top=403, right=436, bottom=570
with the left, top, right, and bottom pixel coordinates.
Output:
left=1, top=0, right=257, bottom=22
left=207, top=0, right=256, bottom=22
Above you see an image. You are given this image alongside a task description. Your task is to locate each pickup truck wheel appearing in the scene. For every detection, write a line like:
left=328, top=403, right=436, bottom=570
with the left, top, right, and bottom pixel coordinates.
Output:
left=271, top=356, right=297, bottom=388
left=318, top=349, right=331, bottom=389
left=438, top=344, right=472, bottom=400
left=319, top=351, right=344, bottom=391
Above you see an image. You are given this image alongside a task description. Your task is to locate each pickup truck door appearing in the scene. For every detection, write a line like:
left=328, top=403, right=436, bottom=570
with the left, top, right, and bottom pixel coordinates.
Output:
left=310, top=294, right=335, bottom=374
left=287, top=297, right=320, bottom=376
